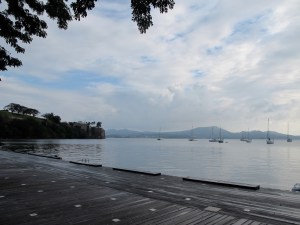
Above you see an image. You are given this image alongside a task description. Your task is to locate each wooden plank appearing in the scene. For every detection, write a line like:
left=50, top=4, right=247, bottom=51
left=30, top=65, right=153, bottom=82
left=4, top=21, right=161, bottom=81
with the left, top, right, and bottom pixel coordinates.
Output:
left=207, top=215, right=236, bottom=225
left=129, top=204, right=182, bottom=225
left=200, top=213, right=228, bottom=225
left=112, top=167, right=161, bottom=176
left=148, top=207, right=195, bottom=225
left=182, top=177, right=260, bottom=190
left=124, top=201, right=172, bottom=224
left=156, top=209, right=201, bottom=225
left=134, top=206, right=189, bottom=225
left=69, top=161, right=102, bottom=167
left=176, top=211, right=213, bottom=225
left=232, top=219, right=249, bottom=225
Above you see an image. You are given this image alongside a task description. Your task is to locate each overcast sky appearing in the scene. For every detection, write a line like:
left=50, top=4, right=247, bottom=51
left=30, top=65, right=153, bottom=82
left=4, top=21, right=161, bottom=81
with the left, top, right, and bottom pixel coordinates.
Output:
left=1, top=0, right=300, bottom=134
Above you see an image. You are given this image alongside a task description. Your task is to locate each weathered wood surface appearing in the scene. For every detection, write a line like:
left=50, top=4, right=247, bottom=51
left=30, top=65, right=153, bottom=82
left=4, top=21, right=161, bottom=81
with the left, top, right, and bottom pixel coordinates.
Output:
left=0, top=150, right=300, bottom=225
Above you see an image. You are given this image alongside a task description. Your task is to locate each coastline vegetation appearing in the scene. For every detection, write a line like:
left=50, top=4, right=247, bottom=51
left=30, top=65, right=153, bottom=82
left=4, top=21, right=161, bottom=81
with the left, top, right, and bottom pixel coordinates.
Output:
left=0, top=103, right=105, bottom=139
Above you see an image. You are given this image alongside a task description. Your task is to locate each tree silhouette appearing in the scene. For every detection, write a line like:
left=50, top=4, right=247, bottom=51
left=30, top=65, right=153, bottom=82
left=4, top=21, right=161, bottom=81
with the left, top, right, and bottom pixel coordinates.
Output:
left=4, top=103, right=39, bottom=116
left=42, top=112, right=61, bottom=124
left=0, top=0, right=175, bottom=71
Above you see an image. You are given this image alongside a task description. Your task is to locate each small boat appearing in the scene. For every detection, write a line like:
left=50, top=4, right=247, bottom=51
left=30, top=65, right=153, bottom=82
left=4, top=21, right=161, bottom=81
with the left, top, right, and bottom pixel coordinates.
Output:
left=287, top=123, right=292, bottom=142
left=292, top=183, right=300, bottom=191
left=189, top=126, right=195, bottom=141
left=266, top=138, right=274, bottom=144
left=240, top=131, right=247, bottom=141
left=266, top=118, right=274, bottom=144
left=157, top=128, right=162, bottom=140
left=209, top=127, right=218, bottom=142
left=245, top=128, right=252, bottom=143
left=218, top=127, right=224, bottom=143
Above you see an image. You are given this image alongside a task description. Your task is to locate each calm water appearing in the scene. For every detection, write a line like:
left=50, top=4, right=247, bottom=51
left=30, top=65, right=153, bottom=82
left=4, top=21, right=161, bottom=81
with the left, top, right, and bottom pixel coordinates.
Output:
left=1, top=138, right=300, bottom=190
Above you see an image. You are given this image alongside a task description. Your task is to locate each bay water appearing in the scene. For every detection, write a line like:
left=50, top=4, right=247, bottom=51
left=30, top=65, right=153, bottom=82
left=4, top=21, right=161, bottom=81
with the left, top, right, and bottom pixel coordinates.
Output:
left=1, top=138, right=300, bottom=190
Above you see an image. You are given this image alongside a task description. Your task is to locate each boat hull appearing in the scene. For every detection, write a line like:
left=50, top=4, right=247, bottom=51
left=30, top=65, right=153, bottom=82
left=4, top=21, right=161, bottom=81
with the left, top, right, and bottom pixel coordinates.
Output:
left=292, top=183, right=300, bottom=191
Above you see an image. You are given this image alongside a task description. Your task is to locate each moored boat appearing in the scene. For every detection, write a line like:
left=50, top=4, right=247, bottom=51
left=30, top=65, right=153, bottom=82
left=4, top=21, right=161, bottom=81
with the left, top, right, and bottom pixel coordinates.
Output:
left=266, top=118, right=274, bottom=144
left=218, top=127, right=224, bottom=143
left=245, top=128, right=252, bottom=143
left=287, top=123, right=292, bottom=142
left=209, top=127, right=218, bottom=142
left=189, top=126, right=195, bottom=141
left=292, top=183, right=300, bottom=191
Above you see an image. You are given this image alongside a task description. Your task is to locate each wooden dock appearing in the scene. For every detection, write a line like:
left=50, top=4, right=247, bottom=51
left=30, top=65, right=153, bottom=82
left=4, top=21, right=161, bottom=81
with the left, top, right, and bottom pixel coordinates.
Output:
left=1, top=150, right=300, bottom=225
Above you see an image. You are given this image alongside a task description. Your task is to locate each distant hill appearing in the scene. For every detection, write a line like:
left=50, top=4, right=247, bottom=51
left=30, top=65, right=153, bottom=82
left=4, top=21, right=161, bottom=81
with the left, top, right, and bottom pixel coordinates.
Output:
left=106, top=127, right=299, bottom=140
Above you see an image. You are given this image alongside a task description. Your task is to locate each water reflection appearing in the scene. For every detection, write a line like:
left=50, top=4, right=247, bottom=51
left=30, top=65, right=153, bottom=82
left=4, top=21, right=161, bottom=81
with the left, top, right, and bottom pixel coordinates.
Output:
left=1, top=139, right=104, bottom=164
left=1, top=138, right=300, bottom=190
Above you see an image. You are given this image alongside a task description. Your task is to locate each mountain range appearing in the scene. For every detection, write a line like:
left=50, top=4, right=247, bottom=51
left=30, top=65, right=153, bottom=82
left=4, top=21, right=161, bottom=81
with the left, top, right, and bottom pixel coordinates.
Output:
left=106, top=126, right=299, bottom=139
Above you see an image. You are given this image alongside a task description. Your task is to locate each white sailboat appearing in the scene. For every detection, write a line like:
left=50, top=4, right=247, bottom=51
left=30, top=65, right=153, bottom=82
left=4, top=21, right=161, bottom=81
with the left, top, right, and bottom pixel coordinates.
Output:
left=209, top=127, right=218, bottom=142
left=157, top=128, right=161, bottom=140
left=266, top=118, right=274, bottom=144
left=218, top=127, right=224, bottom=143
left=240, top=131, right=247, bottom=141
left=287, top=123, right=292, bottom=142
left=189, top=126, right=195, bottom=141
left=245, top=128, right=252, bottom=143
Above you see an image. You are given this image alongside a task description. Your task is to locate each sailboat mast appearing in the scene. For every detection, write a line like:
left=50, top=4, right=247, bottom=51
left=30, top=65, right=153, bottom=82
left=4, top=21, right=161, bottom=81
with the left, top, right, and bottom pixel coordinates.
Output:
left=287, top=123, right=289, bottom=139
left=267, top=118, right=270, bottom=139
left=247, top=128, right=249, bottom=139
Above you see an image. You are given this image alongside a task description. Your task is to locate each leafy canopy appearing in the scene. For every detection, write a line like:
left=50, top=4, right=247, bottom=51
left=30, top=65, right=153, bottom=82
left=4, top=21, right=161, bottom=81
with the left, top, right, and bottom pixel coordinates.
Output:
left=42, top=112, right=61, bottom=123
left=0, top=0, right=175, bottom=71
left=4, top=103, right=39, bottom=116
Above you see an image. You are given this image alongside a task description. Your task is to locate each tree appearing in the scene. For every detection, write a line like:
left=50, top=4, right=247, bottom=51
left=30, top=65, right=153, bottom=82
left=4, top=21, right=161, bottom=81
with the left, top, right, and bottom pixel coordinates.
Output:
left=4, top=103, right=21, bottom=113
left=24, top=108, right=40, bottom=117
left=0, top=0, right=175, bottom=71
left=42, top=112, right=61, bottom=124
left=3, top=103, right=39, bottom=116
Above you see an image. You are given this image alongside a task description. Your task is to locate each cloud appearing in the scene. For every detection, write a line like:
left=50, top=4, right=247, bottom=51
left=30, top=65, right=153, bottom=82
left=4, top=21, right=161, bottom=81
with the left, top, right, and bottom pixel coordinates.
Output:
left=1, top=0, right=300, bottom=134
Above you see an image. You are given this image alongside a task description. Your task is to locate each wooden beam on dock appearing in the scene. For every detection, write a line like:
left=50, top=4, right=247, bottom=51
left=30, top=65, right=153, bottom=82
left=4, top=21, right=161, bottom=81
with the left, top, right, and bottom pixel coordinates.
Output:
left=69, top=161, right=102, bottom=167
left=27, top=153, right=62, bottom=160
left=182, top=176, right=260, bottom=190
left=112, top=167, right=161, bottom=176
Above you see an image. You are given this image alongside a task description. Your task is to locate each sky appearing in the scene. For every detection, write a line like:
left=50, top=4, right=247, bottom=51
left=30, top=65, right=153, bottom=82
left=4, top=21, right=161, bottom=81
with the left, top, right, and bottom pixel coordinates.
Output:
left=1, top=0, right=300, bottom=134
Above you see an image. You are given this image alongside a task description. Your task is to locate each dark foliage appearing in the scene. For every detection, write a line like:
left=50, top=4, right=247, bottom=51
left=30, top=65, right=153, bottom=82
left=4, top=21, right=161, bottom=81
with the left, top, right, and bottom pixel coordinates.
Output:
left=0, top=111, right=89, bottom=139
left=4, top=103, right=40, bottom=116
left=42, top=112, right=61, bottom=124
left=0, top=0, right=175, bottom=71
left=131, top=0, right=175, bottom=33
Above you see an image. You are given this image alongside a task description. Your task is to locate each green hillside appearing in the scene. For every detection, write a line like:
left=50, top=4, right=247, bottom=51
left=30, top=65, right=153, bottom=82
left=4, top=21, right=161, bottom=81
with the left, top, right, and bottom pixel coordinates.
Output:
left=0, top=110, right=97, bottom=139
